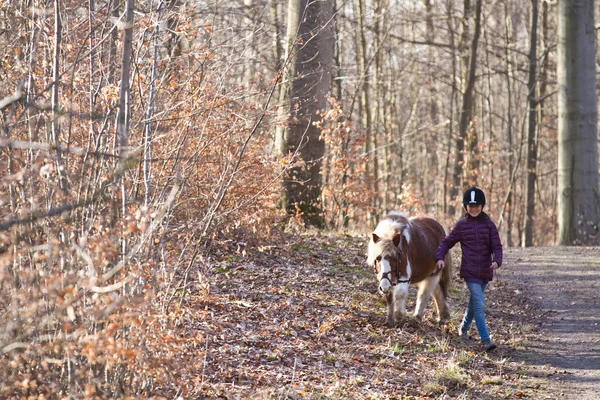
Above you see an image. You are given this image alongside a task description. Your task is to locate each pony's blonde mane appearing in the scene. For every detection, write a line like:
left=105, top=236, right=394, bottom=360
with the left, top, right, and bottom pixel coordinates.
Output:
left=367, top=211, right=412, bottom=266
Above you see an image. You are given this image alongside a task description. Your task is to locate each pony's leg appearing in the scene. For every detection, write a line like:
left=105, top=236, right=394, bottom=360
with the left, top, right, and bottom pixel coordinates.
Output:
left=385, top=291, right=395, bottom=326
left=392, top=283, right=409, bottom=325
left=432, top=284, right=450, bottom=324
left=413, top=276, right=439, bottom=322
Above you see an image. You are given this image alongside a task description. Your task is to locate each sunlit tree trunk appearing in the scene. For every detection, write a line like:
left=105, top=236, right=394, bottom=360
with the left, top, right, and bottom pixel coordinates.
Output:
left=269, top=0, right=284, bottom=73
left=353, top=0, right=375, bottom=223
left=115, top=0, right=134, bottom=250
left=372, top=0, right=385, bottom=217
left=274, top=0, right=300, bottom=158
left=284, top=0, right=334, bottom=226
left=522, top=0, right=539, bottom=247
left=502, top=1, right=515, bottom=247
left=144, top=1, right=163, bottom=208
left=443, top=1, right=458, bottom=215
left=449, top=0, right=482, bottom=215
left=557, top=0, right=600, bottom=245
left=52, top=0, right=68, bottom=196
left=242, top=0, right=256, bottom=86
left=107, top=0, right=120, bottom=85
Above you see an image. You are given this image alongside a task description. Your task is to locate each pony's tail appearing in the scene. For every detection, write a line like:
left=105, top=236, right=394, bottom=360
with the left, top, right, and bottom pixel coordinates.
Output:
left=440, top=252, right=453, bottom=299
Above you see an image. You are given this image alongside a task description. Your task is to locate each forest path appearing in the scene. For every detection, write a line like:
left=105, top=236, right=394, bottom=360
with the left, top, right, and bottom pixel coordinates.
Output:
left=501, top=246, right=600, bottom=400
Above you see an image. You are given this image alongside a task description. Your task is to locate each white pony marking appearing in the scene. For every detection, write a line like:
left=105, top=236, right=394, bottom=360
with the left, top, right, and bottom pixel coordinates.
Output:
left=378, top=258, right=392, bottom=292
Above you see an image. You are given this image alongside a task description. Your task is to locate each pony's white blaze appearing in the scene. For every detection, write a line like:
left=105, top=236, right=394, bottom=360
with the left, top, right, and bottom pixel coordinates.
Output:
left=378, top=259, right=392, bottom=293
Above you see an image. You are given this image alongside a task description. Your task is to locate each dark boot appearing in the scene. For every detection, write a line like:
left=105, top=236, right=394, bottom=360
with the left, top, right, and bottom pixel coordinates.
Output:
left=481, top=338, right=497, bottom=352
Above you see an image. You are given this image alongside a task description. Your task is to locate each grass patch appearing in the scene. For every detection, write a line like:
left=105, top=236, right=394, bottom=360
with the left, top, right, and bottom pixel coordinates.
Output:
left=435, top=362, right=470, bottom=389
left=455, top=349, right=476, bottom=367
left=481, top=375, right=504, bottom=385
left=390, top=342, right=405, bottom=355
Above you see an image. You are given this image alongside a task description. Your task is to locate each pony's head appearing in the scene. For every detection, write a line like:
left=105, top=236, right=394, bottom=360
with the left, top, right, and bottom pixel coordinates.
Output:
left=367, top=213, right=411, bottom=294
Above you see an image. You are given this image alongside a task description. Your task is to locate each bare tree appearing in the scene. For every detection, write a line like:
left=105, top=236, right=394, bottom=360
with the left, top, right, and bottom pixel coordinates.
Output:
left=274, top=0, right=301, bottom=159
left=522, top=0, right=539, bottom=247
left=52, top=0, right=68, bottom=195
left=557, top=0, right=600, bottom=245
left=448, top=0, right=483, bottom=216
left=284, top=0, right=334, bottom=226
left=115, top=0, right=135, bottom=251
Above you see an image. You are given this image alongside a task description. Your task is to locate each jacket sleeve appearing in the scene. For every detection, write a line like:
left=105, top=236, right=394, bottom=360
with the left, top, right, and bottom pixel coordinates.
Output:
left=435, top=221, right=461, bottom=261
left=489, top=221, right=503, bottom=267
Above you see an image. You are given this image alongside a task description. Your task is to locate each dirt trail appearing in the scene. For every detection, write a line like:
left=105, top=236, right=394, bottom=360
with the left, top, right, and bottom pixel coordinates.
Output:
left=501, top=247, right=600, bottom=399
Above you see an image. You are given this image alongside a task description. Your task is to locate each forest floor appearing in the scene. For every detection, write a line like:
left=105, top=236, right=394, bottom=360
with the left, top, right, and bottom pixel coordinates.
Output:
left=185, top=233, right=600, bottom=399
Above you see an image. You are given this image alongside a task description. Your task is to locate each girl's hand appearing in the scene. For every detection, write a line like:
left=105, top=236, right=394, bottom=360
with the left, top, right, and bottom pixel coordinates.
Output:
left=490, top=261, right=499, bottom=270
left=436, top=260, right=445, bottom=271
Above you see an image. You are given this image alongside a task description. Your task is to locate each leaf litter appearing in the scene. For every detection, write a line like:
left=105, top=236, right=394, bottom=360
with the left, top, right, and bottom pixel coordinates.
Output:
left=170, top=232, right=554, bottom=399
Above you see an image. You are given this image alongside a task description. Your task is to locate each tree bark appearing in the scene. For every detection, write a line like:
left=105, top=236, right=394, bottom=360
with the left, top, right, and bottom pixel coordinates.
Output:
left=273, top=0, right=300, bottom=158
left=283, top=0, right=334, bottom=226
left=52, top=0, right=68, bottom=195
left=522, top=0, right=539, bottom=247
left=144, top=0, right=163, bottom=207
left=114, top=0, right=134, bottom=246
left=448, top=0, right=482, bottom=216
left=557, top=0, right=600, bottom=245
left=352, top=0, right=375, bottom=223
left=503, top=0, right=515, bottom=247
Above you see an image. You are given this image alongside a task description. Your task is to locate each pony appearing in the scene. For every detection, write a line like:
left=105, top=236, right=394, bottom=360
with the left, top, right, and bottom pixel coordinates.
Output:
left=367, top=211, right=452, bottom=327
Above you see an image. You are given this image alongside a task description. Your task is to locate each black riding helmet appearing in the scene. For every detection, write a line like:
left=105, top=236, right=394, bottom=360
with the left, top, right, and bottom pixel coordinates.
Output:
left=463, top=187, right=486, bottom=207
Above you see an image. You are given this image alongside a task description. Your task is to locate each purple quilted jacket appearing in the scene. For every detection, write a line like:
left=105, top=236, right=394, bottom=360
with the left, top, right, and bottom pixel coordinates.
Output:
left=435, top=213, right=503, bottom=280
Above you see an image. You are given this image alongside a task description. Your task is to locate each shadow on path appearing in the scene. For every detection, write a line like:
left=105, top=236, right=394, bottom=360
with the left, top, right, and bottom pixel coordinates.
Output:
left=502, top=247, right=600, bottom=399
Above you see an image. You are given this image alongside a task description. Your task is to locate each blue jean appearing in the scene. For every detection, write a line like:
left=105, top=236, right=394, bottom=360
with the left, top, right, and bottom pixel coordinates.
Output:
left=460, top=281, right=490, bottom=341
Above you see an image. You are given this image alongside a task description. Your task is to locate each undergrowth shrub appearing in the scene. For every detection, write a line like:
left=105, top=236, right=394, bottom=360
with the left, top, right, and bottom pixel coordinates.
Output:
left=0, top=2, right=286, bottom=396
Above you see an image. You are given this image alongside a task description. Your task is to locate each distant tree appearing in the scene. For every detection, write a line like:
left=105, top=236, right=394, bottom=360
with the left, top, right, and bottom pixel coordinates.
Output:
left=115, top=0, right=134, bottom=252
left=557, top=0, right=600, bottom=245
left=274, top=0, right=300, bottom=159
left=522, top=0, right=539, bottom=247
left=448, top=0, right=483, bottom=216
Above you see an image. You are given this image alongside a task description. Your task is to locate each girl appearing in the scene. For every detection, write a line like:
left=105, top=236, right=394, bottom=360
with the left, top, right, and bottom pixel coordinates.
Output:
left=435, top=187, right=503, bottom=352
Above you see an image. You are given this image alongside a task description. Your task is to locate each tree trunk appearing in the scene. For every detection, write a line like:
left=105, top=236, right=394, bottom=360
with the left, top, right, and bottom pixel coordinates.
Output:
left=114, top=0, right=134, bottom=247
left=273, top=0, right=300, bottom=158
left=242, top=0, right=256, bottom=86
left=557, top=0, right=600, bottom=245
left=449, top=0, right=482, bottom=215
left=372, top=0, right=385, bottom=217
left=522, top=0, right=539, bottom=247
left=107, top=0, right=120, bottom=85
left=353, top=0, right=375, bottom=223
left=52, top=0, right=68, bottom=196
left=503, top=1, right=515, bottom=247
left=284, top=0, right=334, bottom=226
left=144, top=1, right=163, bottom=207
left=443, top=1, right=458, bottom=215
left=269, top=0, right=284, bottom=73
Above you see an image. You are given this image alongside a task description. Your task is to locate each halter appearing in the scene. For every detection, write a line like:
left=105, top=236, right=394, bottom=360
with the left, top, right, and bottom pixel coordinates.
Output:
left=374, top=251, right=406, bottom=286
left=379, top=266, right=443, bottom=285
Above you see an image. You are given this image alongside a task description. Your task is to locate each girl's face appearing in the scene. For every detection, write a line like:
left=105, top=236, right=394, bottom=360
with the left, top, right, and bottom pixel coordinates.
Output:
left=467, top=204, right=483, bottom=218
